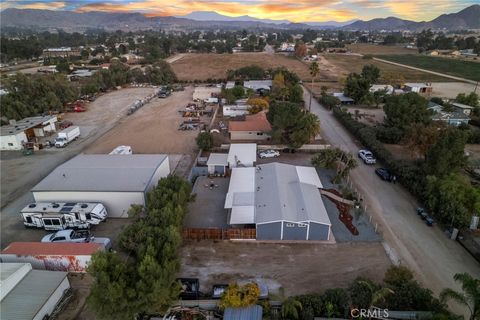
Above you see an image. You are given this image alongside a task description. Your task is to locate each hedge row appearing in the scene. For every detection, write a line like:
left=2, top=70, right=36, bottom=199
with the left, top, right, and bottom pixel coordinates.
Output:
left=333, top=107, right=426, bottom=197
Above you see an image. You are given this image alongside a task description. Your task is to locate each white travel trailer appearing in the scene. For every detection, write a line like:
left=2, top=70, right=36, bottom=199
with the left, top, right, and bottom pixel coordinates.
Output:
left=109, top=145, right=133, bottom=155
left=21, top=202, right=107, bottom=231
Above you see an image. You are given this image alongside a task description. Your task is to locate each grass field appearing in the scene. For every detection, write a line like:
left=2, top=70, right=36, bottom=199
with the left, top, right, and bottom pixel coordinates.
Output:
left=170, top=53, right=314, bottom=81
left=347, top=43, right=418, bottom=55
left=378, top=54, right=480, bottom=82
left=324, top=55, right=450, bottom=82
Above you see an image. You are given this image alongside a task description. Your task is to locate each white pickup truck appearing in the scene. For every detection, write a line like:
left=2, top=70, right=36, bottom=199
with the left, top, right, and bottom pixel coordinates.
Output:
left=55, top=126, right=80, bottom=148
left=41, top=229, right=111, bottom=249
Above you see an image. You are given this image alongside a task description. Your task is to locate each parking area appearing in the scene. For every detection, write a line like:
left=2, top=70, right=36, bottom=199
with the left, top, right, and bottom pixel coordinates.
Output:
left=179, top=240, right=391, bottom=296
left=185, top=176, right=230, bottom=228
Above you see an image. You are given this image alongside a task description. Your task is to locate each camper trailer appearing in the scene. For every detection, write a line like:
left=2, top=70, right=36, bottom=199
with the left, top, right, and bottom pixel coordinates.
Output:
left=21, top=202, right=107, bottom=231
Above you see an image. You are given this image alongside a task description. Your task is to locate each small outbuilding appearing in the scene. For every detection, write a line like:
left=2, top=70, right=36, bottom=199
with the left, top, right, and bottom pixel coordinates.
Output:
left=1, top=116, right=57, bottom=150
left=224, top=305, right=263, bottom=320
left=0, top=262, right=70, bottom=320
left=403, top=82, right=433, bottom=95
left=31, top=154, right=170, bottom=218
left=333, top=93, right=355, bottom=105
left=227, top=143, right=257, bottom=168
left=451, top=102, right=474, bottom=116
left=207, top=153, right=229, bottom=175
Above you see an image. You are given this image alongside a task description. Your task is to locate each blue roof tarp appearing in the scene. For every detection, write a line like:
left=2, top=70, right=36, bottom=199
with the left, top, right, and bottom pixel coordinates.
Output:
left=224, top=305, right=263, bottom=320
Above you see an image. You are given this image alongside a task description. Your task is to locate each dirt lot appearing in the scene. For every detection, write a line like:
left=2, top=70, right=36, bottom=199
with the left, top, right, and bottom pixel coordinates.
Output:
left=85, top=86, right=200, bottom=157
left=346, top=43, right=419, bottom=55
left=180, top=240, right=391, bottom=295
left=170, top=53, right=313, bottom=81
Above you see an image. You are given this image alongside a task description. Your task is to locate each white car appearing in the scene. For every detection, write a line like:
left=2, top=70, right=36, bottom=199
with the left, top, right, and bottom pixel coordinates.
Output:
left=41, top=230, right=112, bottom=249
left=258, top=149, right=280, bottom=159
left=358, top=149, right=376, bottom=164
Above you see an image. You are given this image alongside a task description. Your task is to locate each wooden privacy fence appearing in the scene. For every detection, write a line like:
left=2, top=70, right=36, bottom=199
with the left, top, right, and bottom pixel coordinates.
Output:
left=182, top=228, right=256, bottom=240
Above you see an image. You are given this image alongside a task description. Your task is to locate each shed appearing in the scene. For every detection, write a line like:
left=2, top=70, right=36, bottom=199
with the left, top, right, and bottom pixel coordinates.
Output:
left=207, top=153, right=228, bottom=175
left=333, top=93, right=355, bottom=105
left=1, top=116, right=57, bottom=150
left=224, top=305, right=263, bottom=320
left=227, top=143, right=257, bottom=168
left=403, top=83, right=432, bottom=95
left=451, top=102, right=474, bottom=116
left=0, top=263, right=70, bottom=320
left=0, top=242, right=104, bottom=272
left=31, top=154, right=170, bottom=218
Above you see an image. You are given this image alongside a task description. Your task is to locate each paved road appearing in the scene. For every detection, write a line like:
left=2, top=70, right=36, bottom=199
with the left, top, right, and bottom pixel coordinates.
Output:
left=303, top=87, right=480, bottom=315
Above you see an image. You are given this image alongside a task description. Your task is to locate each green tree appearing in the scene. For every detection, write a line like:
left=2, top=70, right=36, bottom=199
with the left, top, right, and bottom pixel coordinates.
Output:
left=425, top=126, right=468, bottom=177
left=290, top=84, right=304, bottom=103
left=312, top=148, right=358, bottom=182
left=268, top=102, right=320, bottom=148
left=440, top=273, right=480, bottom=320
left=425, top=173, right=480, bottom=227
left=404, top=122, right=444, bottom=159
left=361, top=64, right=380, bottom=84
left=383, top=93, right=432, bottom=130
left=281, top=298, right=303, bottom=320
left=309, top=61, right=320, bottom=111
left=219, top=283, right=260, bottom=309
left=344, top=73, right=371, bottom=103
left=272, top=72, right=287, bottom=101
left=456, top=92, right=479, bottom=115
left=196, top=132, right=213, bottom=150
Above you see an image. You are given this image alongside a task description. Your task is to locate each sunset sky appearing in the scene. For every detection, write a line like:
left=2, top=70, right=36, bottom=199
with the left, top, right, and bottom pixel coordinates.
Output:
left=0, top=0, right=477, bottom=22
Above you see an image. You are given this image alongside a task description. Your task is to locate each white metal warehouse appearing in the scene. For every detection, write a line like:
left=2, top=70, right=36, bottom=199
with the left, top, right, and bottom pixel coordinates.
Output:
left=31, top=154, right=170, bottom=218
left=0, top=263, right=70, bottom=320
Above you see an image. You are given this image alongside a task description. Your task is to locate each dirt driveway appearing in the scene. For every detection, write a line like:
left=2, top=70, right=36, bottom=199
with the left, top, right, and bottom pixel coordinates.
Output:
left=180, top=240, right=391, bottom=295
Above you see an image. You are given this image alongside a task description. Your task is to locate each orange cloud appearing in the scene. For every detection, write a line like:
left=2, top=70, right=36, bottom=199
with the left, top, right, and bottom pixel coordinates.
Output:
left=19, top=1, right=66, bottom=10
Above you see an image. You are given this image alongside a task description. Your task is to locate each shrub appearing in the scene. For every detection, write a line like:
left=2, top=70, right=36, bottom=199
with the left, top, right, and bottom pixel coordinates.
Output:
left=196, top=132, right=213, bottom=150
left=375, top=125, right=404, bottom=144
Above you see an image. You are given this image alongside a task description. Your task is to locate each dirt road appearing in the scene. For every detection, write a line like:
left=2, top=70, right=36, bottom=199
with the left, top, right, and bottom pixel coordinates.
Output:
left=180, top=241, right=391, bottom=295
left=303, top=87, right=480, bottom=315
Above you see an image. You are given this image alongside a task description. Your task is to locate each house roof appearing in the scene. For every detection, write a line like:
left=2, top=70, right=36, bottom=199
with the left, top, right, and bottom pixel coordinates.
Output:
left=333, top=93, right=354, bottom=102
left=1, top=115, right=57, bottom=136
left=432, top=111, right=470, bottom=121
left=0, top=263, right=68, bottom=320
left=226, top=163, right=331, bottom=226
left=243, top=80, right=272, bottom=91
left=254, top=163, right=331, bottom=225
left=207, top=153, right=228, bottom=166
left=227, top=144, right=257, bottom=166
left=229, top=112, right=272, bottom=132
left=31, top=154, right=168, bottom=192
left=452, top=102, right=474, bottom=110
left=1, top=242, right=103, bottom=256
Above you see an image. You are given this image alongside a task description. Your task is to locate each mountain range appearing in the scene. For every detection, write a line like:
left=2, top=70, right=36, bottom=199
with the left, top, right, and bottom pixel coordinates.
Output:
left=0, top=5, right=479, bottom=32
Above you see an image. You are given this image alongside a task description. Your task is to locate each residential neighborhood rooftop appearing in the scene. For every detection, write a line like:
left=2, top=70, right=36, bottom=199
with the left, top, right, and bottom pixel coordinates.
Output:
left=1, top=115, right=57, bottom=136
left=228, top=112, right=272, bottom=132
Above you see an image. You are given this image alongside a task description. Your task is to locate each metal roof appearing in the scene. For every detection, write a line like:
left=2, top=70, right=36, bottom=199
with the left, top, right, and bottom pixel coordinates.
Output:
left=452, top=102, right=474, bottom=109
left=1, top=115, right=57, bottom=136
left=224, top=305, right=263, bottom=320
left=0, top=265, right=68, bottom=320
left=254, top=163, right=331, bottom=225
left=207, top=153, right=228, bottom=166
left=1, top=242, right=103, bottom=256
left=227, top=144, right=257, bottom=167
left=31, top=154, right=168, bottom=192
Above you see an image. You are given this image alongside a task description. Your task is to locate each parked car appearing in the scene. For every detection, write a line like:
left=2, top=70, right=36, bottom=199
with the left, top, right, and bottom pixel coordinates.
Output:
left=358, top=149, right=376, bottom=164
left=375, top=168, right=392, bottom=181
left=416, top=208, right=434, bottom=226
left=258, top=149, right=280, bottom=159
left=425, top=216, right=435, bottom=226
left=41, top=229, right=111, bottom=249
left=59, top=120, right=73, bottom=129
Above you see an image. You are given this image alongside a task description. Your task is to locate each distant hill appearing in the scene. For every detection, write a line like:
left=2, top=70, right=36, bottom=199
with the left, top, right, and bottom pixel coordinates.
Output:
left=342, top=4, right=480, bottom=31
left=1, top=5, right=479, bottom=32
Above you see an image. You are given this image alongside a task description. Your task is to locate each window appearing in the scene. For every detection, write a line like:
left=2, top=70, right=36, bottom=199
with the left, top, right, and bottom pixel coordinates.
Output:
left=298, top=223, right=308, bottom=228
left=52, top=219, right=61, bottom=225
left=285, top=223, right=295, bottom=227
left=8, top=143, right=13, bottom=146
left=86, top=213, right=91, bottom=220
left=75, top=212, right=79, bottom=220
left=26, top=216, right=32, bottom=223
left=53, top=237, right=66, bottom=241
left=44, top=219, right=52, bottom=225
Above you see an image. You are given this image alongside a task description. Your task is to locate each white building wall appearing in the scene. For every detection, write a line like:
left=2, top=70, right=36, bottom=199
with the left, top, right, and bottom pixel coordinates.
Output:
left=146, top=158, right=171, bottom=192
left=33, top=276, right=70, bottom=320
left=0, top=132, right=27, bottom=150
left=230, top=131, right=270, bottom=141
left=32, top=191, right=144, bottom=218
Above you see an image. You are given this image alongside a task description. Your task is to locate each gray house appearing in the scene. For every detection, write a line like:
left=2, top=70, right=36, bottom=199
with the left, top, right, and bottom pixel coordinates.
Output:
left=225, top=163, right=332, bottom=241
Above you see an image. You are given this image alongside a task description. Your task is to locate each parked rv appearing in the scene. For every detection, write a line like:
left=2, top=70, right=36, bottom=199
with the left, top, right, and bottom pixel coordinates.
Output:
left=55, top=126, right=80, bottom=148
left=41, top=230, right=112, bottom=249
left=109, top=145, right=133, bottom=155
left=21, top=202, right=107, bottom=231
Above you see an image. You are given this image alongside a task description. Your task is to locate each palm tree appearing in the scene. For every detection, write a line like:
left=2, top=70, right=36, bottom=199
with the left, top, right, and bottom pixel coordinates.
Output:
left=309, top=61, right=320, bottom=112
left=281, top=298, right=303, bottom=320
left=440, top=273, right=480, bottom=320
